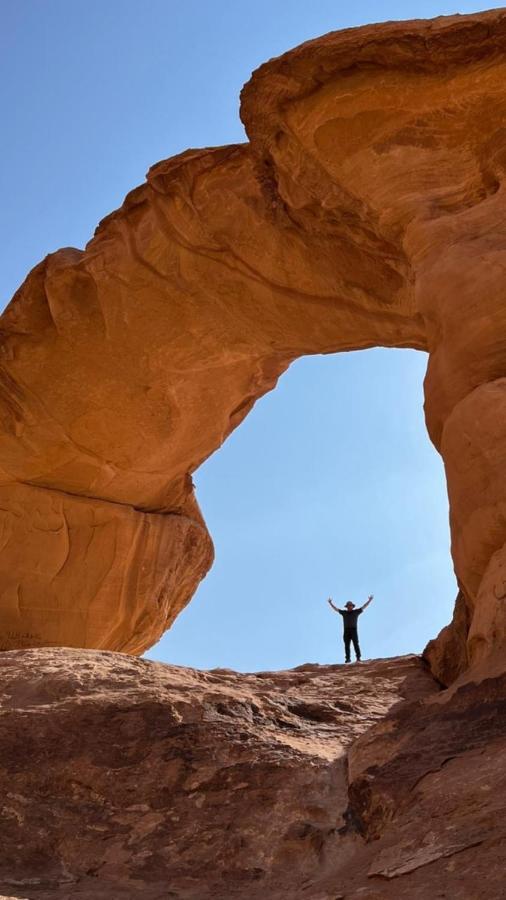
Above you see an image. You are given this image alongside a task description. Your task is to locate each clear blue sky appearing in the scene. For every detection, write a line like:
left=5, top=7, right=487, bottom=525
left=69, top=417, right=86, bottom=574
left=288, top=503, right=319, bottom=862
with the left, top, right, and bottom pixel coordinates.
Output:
left=3, top=1, right=496, bottom=670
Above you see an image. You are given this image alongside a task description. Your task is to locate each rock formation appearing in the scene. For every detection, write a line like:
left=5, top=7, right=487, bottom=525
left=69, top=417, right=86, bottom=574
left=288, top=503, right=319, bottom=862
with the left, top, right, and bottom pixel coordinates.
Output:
left=0, top=647, right=504, bottom=900
left=0, top=649, right=438, bottom=898
left=2, top=11, right=506, bottom=667
left=2, top=12, right=506, bottom=897
left=423, top=589, right=470, bottom=685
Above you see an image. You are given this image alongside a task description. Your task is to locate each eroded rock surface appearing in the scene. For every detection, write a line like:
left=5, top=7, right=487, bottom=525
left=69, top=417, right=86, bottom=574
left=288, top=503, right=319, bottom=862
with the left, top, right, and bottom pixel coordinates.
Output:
left=0, top=649, right=436, bottom=899
left=344, top=670, right=506, bottom=899
left=0, top=649, right=504, bottom=900
left=2, top=9, right=506, bottom=668
left=423, top=590, right=471, bottom=686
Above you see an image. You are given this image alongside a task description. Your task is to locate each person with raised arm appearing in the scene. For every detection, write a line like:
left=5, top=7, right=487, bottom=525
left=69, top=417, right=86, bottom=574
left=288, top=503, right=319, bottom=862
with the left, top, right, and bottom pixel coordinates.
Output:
left=327, top=594, right=374, bottom=664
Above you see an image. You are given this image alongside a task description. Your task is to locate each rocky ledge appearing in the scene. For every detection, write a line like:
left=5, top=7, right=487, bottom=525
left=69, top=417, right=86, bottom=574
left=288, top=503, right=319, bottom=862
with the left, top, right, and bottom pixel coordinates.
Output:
left=0, top=649, right=504, bottom=899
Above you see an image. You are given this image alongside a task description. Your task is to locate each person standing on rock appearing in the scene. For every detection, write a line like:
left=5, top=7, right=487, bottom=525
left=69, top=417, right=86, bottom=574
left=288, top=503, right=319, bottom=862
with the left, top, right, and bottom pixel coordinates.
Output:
left=327, top=595, right=374, bottom=663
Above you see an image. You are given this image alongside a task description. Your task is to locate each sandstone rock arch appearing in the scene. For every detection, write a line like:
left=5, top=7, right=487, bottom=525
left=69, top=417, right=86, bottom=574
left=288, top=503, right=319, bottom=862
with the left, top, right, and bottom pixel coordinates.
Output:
left=2, top=10, right=506, bottom=678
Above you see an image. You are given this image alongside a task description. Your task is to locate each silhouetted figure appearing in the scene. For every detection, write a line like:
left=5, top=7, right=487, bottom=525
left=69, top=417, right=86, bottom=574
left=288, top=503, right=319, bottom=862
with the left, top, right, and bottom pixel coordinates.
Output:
left=327, top=594, right=374, bottom=663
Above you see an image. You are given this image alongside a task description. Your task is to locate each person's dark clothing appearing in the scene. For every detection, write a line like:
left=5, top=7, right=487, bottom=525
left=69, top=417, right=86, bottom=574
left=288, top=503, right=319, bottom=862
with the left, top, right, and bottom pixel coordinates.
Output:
left=338, top=608, right=363, bottom=662
left=338, top=608, right=363, bottom=629
left=343, top=628, right=361, bottom=662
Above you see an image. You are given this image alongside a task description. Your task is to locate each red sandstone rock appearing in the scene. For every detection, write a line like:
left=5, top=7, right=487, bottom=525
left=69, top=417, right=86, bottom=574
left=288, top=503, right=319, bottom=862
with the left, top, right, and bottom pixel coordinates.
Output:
left=2, top=9, right=506, bottom=670
left=0, top=649, right=435, bottom=899
left=423, top=590, right=470, bottom=686
left=344, top=669, right=506, bottom=899
left=0, top=649, right=504, bottom=900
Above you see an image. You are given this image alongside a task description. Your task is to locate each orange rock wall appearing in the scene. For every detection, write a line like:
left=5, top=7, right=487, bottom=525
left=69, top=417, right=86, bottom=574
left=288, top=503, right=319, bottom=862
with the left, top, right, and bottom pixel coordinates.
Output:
left=2, top=10, right=506, bottom=667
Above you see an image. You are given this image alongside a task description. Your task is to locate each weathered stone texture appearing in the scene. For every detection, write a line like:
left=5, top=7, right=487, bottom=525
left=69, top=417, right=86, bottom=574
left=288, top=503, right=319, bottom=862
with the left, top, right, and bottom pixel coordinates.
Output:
left=423, top=590, right=470, bottom=686
left=0, top=648, right=504, bottom=900
left=0, top=649, right=436, bottom=899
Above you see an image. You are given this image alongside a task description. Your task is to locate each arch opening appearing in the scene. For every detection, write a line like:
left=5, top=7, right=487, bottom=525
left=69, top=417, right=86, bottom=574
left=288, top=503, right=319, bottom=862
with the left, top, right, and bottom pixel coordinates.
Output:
left=147, top=348, right=456, bottom=671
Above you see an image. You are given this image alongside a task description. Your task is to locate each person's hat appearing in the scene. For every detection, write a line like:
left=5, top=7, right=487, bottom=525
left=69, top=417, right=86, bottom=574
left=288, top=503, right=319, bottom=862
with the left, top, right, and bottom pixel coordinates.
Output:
left=345, top=601, right=355, bottom=609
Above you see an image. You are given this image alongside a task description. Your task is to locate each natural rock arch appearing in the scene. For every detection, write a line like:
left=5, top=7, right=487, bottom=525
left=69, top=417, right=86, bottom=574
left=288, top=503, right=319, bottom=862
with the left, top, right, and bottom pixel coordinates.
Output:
left=2, top=9, right=506, bottom=680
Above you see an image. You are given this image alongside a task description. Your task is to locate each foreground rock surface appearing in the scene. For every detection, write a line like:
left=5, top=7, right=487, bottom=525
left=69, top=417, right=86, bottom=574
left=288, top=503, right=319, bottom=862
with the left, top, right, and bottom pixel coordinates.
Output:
left=0, top=649, right=504, bottom=899
left=0, top=650, right=432, bottom=898
left=2, top=9, right=506, bottom=668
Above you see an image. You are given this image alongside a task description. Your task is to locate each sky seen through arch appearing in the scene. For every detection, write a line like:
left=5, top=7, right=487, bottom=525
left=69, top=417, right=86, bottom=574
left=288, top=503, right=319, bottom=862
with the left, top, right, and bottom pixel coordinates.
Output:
left=1, top=0, right=482, bottom=670
left=147, top=348, right=456, bottom=671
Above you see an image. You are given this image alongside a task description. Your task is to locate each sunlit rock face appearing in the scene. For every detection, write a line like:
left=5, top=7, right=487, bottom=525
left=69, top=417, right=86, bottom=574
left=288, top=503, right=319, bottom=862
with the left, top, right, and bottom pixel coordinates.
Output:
left=2, top=9, right=506, bottom=667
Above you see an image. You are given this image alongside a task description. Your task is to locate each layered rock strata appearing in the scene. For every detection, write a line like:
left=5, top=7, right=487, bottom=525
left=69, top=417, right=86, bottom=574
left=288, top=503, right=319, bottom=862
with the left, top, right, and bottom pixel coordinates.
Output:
left=0, top=648, right=504, bottom=900
left=2, top=9, right=506, bottom=668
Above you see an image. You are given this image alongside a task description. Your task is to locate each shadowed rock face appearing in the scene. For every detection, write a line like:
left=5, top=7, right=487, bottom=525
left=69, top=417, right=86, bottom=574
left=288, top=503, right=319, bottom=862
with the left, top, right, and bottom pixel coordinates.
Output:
left=0, top=648, right=504, bottom=900
left=2, top=10, right=506, bottom=670
left=423, top=590, right=471, bottom=685
left=0, top=649, right=437, bottom=899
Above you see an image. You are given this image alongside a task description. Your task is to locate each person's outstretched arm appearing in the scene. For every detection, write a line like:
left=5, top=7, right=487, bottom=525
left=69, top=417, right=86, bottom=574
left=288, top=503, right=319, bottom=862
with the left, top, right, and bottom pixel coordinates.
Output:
left=360, top=594, right=374, bottom=611
left=327, top=597, right=342, bottom=613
